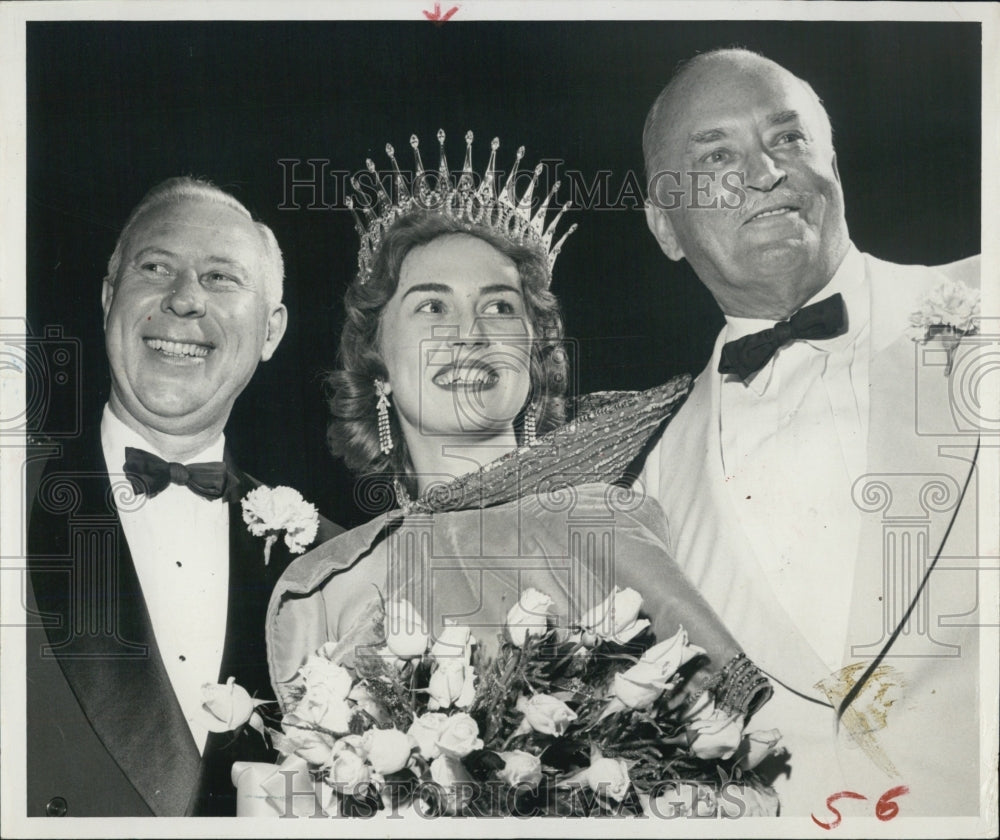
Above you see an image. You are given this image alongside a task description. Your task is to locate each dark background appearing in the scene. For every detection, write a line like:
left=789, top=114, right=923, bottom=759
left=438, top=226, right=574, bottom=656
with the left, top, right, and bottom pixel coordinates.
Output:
left=26, top=20, right=981, bottom=528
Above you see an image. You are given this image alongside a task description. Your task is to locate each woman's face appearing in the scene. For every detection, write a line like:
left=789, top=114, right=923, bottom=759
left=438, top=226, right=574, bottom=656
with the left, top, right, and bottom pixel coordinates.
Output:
left=378, top=233, right=534, bottom=448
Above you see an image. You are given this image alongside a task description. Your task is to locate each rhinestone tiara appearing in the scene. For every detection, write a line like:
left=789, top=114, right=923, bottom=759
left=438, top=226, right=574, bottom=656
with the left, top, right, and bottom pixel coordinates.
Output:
left=346, top=129, right=577, bottom=286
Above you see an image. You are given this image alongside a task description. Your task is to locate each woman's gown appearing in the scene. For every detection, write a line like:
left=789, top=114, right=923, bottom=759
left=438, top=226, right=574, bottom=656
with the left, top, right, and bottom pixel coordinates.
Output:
left=266, top=378, right=771, bottom=721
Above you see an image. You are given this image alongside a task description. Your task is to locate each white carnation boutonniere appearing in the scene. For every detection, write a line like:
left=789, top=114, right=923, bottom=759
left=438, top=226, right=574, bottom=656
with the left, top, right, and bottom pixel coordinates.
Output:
left=907, top=278, right=981, bottom=375
left=241, top=485, right=319, bottom=565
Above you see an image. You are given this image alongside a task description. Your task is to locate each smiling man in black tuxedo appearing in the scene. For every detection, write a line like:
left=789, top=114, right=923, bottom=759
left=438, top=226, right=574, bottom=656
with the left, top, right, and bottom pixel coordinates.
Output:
left=27, top=177, right=341, bottom=817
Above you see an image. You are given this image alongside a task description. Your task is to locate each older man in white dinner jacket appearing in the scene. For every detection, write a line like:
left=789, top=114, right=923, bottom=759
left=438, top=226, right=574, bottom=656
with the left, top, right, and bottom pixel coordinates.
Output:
left=638, top=48, right=990, bottom=818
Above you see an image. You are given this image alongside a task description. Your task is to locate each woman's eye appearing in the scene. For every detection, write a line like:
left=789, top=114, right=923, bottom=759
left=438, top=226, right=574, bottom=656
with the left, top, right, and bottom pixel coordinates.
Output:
left=482, top=300, right=517, bottom=315
left=415, top=300, right=444, bottom=314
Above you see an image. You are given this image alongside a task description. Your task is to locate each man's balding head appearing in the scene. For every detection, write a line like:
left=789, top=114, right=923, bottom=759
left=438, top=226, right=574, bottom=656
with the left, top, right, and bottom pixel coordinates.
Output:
left=642, top=49, right=850, bottom=320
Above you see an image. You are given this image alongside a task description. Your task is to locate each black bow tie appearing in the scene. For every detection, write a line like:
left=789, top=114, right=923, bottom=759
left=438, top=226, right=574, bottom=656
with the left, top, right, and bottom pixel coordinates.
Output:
left=122, top=446, right=238, bottom=502
left=718, top=293, right=846, bottom=382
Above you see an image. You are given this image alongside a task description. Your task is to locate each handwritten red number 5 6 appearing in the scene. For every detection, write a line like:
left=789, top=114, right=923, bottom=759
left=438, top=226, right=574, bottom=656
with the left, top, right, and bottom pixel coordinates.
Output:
left=811, top=786, right=909, bottom=829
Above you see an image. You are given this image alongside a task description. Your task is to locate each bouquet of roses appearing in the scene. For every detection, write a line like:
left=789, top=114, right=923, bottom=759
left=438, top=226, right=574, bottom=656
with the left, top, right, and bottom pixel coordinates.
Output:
left=238, top=586, right=781, bottom=818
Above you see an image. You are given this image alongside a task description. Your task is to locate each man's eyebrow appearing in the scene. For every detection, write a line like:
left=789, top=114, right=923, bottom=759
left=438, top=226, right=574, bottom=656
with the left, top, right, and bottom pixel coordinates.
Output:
left=133, top=246, right=178, bottom=261
left=768, top=110, right=801, bottom=127
left=687, top=128, right=727, bottom=147
left=131, top=247, right=249, bottom=273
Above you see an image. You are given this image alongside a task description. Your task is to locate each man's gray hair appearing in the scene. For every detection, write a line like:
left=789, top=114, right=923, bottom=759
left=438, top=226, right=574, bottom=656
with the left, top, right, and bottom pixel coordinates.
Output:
left=642, top=47, right=833, bottom=191
left=103, top=176, right=284, bottom=306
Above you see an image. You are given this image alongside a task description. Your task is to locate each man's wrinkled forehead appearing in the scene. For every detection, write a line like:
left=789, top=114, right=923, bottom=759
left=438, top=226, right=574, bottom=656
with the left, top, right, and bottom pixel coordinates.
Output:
left=654, top=56, right=832, bottom=161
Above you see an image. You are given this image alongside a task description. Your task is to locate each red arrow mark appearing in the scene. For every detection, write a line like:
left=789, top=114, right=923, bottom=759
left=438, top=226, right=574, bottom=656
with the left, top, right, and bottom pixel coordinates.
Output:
left=423, top=2, right=459, bottom=23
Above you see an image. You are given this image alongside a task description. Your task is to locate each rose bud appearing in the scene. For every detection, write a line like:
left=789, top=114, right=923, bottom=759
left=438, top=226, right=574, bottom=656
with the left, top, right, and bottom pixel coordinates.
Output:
left=199, top=677, right=255, bottom=732
left=738, top=728, right=784, bottom=771
left=586, top=757, right=631, bottom=803
left=579, top=587, right=650, bottom=644
left=689, top=707, right=744, bottom=760
left=428, top=661, right=468, bottom=710
left=515, top=693, right=577, bottom=736
left=385, top=598, right=429, bottom=659
left=498, top=750, right=543, bottom=789
left=505, top=588, right=554, bottom=647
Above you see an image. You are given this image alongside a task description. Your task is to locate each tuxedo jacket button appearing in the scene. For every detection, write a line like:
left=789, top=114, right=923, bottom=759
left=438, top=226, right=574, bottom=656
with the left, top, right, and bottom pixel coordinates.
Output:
left=45, top=796, right=68, bottom=816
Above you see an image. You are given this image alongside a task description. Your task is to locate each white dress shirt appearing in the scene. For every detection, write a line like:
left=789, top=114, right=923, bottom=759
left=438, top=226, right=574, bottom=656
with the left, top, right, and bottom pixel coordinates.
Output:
left=718, top=246, right=870, bottom=669
left=101, top=406, right=230, bottom=754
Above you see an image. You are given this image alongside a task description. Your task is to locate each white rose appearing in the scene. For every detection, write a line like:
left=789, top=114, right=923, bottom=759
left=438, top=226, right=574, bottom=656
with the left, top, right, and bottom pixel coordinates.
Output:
left=516, top=693, right=577, bottom=736
left=407, top=712, right=450, bottom=760
left=279, top=717, right=337, bottom=765
left=613, top=626, right=705, bottom=710
left=431, top=624, right=473, bottom=662
left=505, top=588, right=553, bottom=647
left=429, top=754, right=475, bottom=814
left=291, top=691, right=354, bottom=734
left=498, top=750, right=543, bottom=788
left=429, top=753, right=473, bottom=787
left=298, top=654, right=353, bottom=702
left=689, top=707, right=744, bottom=760
left=385, top=598, right=429, bottom=659
left=739, top=728, right=784, bottom=771
left=362, top=728, right=415, bottom=775
left=579, top=587, right=650, bottom=644
left=327, top=747, right=371, bottom=792
left=199, top=677, right=255, bottom=732
left=435, top=712, right=483, bottom=758
left=348, top=682, right=390, bottom=725
left=428, top=662, right=467, bottom=710
left=586, top=757, right=631, bottom=803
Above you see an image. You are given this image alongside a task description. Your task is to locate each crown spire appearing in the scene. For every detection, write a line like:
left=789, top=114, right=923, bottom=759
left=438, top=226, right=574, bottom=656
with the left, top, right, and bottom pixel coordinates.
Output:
left=386, top=143, right=410, bottom=202
left=347, top=131, right=577, bottom=287
left=437, top=128, right=449, bottom=184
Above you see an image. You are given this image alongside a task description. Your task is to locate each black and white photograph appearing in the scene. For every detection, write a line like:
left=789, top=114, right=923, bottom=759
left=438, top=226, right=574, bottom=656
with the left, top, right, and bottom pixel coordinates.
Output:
left=1, top=2, right=997, bottom=837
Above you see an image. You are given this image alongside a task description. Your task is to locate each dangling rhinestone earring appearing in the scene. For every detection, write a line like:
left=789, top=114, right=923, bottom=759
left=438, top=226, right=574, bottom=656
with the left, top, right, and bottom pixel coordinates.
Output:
left=375, top=379, right=393, bottom=455
left=523, top=403, right=538, bottom=445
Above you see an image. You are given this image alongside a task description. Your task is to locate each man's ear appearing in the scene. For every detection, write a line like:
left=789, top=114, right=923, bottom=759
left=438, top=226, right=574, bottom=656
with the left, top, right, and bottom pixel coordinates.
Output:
left=831, top=152, right=841, bottom=184
left=259, top=304, right=288, bottom=362
left=101, top=279, right=115, bottom=328
left=644, top=201, right=685, bottom=262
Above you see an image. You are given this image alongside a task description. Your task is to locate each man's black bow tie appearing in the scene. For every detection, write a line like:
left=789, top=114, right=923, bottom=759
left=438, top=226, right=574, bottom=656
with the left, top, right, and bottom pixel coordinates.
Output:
left=718, top=293, right=846, bottom=382
left=123, top=446, right=238, bottom=501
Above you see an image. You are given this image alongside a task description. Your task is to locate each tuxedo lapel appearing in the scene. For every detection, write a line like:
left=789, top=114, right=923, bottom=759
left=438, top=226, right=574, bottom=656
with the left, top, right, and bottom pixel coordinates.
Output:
left=29, top=434, right=201, bottom=816
left=846, top=257, right=979, bottom=657
left=188, top=459, right=292, bottom=816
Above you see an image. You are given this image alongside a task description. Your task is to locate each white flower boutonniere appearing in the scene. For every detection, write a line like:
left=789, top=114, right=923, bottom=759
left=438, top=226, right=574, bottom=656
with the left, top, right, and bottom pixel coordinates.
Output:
left=907, top=278, right=981, bottom=375
left=241, top=486, right=319, bottom=564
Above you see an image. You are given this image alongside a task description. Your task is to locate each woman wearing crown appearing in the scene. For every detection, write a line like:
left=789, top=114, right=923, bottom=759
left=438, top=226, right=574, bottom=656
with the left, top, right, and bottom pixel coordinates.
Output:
left=260, top=132, right=777, bottom=816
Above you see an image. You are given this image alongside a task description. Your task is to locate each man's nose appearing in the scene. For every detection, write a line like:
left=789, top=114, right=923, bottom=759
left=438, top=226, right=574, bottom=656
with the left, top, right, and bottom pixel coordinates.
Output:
left=743, top=149, right=787, bottom=192
left=161, top=268, right=206, bottom=317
